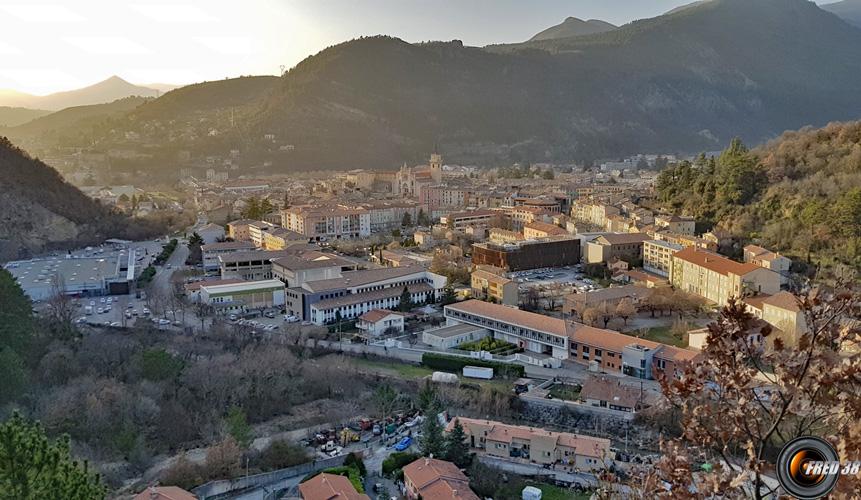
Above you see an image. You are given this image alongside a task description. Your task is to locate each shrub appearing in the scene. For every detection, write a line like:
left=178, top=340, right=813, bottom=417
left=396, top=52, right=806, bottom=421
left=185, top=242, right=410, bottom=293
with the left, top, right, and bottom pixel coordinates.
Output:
left=257, top=439, right=310, bottom=471
left=381, top=451, right=420, bottom=477
left=421, top=353, right=524, bottom=378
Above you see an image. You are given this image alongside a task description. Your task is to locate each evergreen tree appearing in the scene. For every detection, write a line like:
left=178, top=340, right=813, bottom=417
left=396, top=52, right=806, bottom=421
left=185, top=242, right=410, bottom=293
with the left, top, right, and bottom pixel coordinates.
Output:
left=0, top=412, right=106, bottom=499
left=420, top=414, right=445, bottom=458
left=0, top=269, right=33, bottom=405
left=401, top=212, right=412, bottom=227
left=398, top=286, right=414, bottom=312
left=440, top=284, right=457, bottom=305
left=417, top=380, right=438, bottom=412
left=443, top=419, right=471, bottom=468
left=225, top=406, right=252, bottom=449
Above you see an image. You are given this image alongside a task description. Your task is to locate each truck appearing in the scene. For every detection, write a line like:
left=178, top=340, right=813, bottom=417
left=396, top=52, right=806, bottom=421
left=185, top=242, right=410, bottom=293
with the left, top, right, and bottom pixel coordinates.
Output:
left=463, top=366, right=494, bottom=380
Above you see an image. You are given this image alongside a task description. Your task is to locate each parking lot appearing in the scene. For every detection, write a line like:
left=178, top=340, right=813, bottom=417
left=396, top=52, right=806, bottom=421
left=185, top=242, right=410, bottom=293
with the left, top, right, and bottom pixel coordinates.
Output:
left=512, top=265, right=602, bottom=292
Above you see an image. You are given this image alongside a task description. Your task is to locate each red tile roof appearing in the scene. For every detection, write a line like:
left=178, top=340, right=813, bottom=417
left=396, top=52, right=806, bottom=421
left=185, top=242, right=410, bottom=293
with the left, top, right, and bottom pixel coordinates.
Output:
left=133, top=486, right=196, bottom=500
left=299, top=473, right=370, bottom=500
left=358, top=309, right=402, bottom=323
left=402, top=458, right=479, bottom=500
left=673, top=247, right=761, bottom=277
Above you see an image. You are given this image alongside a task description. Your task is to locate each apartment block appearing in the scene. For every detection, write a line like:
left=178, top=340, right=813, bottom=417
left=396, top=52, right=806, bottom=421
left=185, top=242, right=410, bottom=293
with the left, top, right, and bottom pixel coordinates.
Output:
left=440, top=209, right=499, bottom=230
left=470, top=269, right=518, bottom=306
left=201, top=240, right=256, bottom=273
left=670, top=247, right=780, bottom=306
left=642, top=239, right=683, bottom=277
left=281, top=204, right=371, bottom=240
left=472, top=236, right=580, bottom=271
left=449, top=417, right=611, bottom=470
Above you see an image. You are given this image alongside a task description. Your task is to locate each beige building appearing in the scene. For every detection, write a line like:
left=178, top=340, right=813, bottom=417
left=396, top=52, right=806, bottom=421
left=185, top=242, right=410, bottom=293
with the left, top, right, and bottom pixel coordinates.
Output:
left=643, top=239, right=683, bottom=277
left=470, top=269, right=518, bottom=305
left=488, top=228, right=523, bottom=245
left=655, top=214, right=696, bottom=235
left=281, top=204, right=371, bottom=240
left=226, top=219, right=262, bottom=241
left=670, top=247, right=780, bottom=306
left=263, top=227, right=307, bottom=250
left=248, top=221, right=279, bottom=248
left=571, top=201, right=620, bottom=229
left=450, top=417, right=610, bottom=470
left=744, top=292, right=807, bottom=347
left=585, top=233, right=650, bottom=264
left=744, top=244, right=792, bottom=285
left=523, top=221, right=568, bottom=239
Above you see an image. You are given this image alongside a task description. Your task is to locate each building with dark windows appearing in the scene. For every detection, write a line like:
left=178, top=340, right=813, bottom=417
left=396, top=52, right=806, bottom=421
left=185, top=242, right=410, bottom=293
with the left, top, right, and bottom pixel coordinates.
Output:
left=471, top=235, right=579, bottom=271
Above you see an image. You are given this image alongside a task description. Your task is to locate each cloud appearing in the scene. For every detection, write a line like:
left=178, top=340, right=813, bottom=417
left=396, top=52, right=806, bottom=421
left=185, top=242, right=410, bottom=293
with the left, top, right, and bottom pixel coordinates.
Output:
left=64, top=36, right=152, bottom=55
left=130, top=4, right=218, bottom=23
left=0, top=4, right=86, bottom=23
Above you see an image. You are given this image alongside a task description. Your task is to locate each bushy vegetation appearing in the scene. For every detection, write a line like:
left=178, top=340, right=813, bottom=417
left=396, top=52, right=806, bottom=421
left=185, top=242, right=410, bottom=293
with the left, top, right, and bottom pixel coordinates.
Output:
left=421, top=353, right=525, bottom=378
left=657, top=124, right=861, bottom=277
left=154, top=239, right=178, bottom=265
left=381, top=451, right=420, bottom=477
left=136, top=265, right=156, bottom=286
left=456, top=337, right=520, bottom=355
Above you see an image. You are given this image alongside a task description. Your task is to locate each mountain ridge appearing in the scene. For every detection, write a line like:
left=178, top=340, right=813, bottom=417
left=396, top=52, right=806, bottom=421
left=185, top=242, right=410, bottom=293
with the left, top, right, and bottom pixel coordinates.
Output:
left=528, top=16, right=617, bottom=41
left=0, top=76, right=162, bottom=110
left=20, top=0, right=861, bottom=171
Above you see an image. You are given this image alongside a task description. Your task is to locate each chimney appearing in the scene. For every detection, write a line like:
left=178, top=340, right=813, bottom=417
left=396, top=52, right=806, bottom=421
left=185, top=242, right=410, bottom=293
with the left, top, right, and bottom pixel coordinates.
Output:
left=425, top=457, right=430, bottom=465
left=149, top=486, right=159, bottom=500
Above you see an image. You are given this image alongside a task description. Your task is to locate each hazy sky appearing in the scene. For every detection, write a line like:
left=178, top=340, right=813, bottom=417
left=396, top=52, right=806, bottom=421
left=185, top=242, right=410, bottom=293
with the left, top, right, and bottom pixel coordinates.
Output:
left=0, top=0, right=832, bottom=95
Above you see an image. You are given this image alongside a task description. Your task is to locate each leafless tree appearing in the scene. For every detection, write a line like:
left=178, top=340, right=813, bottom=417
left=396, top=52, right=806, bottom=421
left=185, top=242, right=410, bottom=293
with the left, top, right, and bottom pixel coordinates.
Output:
left=656, top=287, right=861, bottom=499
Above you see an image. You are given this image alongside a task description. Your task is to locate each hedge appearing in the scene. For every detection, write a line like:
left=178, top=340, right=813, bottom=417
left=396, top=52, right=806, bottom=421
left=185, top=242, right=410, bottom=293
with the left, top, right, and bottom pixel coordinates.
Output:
left=422, top=353, right=525, bottom=378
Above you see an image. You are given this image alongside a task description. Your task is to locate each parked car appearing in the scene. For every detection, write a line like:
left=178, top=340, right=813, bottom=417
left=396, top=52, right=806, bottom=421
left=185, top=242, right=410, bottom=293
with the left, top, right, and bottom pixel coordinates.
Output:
left=394, top=436, right=412, bottom=451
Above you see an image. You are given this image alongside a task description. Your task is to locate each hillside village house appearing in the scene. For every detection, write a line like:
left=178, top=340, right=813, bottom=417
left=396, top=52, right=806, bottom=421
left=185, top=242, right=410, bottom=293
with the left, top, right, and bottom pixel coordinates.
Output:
left=743, top=291, right=807, bottom=347
left=670, top=247, right=780, bottom=306
left=744, top=244, right=792, bottom=286
left=226, top=218, right=262, bottom=241
left=281, top=204, right=371, bottom=240
left=299, top=472, right=369, bottom=500
left=450, top=417, right=611, bottom=470
left=654, top=214, right=696, bottom=235
left=356, top=309, right=405, bottom=336
left=402, top=458, right=480, bottom=500
left=523, top=221, right=568, bottom=239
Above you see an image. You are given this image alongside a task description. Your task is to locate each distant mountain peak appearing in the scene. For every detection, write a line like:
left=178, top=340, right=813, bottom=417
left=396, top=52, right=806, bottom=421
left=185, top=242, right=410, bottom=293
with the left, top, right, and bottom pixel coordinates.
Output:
left=821, top=0, right=861, bottom=28
left=528, top=16, right=617, bottom=41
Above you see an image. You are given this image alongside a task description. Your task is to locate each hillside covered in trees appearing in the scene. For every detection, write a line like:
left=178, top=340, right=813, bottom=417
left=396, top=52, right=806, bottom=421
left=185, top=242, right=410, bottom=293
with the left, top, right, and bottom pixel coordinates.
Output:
left=15, top=0, right=861, bottom=172
left=0, top=137, right=165, bottom=259
left=656, top=121, right=861, bottom=278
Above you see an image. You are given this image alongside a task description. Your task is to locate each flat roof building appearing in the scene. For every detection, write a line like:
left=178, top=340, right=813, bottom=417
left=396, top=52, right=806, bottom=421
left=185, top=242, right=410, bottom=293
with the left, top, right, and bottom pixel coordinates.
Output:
left=5, top=251, right=136, bottom=300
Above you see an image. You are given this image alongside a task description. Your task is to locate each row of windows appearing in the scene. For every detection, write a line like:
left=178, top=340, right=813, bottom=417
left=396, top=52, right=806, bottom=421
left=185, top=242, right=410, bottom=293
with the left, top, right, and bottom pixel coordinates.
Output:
left=446, top=310, right=566, bottom=347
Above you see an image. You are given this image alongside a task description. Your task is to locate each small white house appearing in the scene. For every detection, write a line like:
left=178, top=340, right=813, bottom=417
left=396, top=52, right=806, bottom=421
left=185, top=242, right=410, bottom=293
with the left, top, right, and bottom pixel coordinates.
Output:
left=356, top=309, right=405, bottom=336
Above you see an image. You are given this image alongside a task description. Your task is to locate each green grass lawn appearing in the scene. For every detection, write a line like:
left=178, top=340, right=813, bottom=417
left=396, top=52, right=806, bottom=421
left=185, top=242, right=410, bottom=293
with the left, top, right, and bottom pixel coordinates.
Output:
left=624, top=325, right=686, bottom=347
left=548, top=383, right=581, bottom=401
left=535, top=484, right=591, bottom=500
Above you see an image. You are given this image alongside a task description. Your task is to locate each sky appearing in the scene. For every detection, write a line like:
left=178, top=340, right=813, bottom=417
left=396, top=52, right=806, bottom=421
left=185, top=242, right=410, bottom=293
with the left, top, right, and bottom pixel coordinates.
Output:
left=0, top=0, right=833, bottom=95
